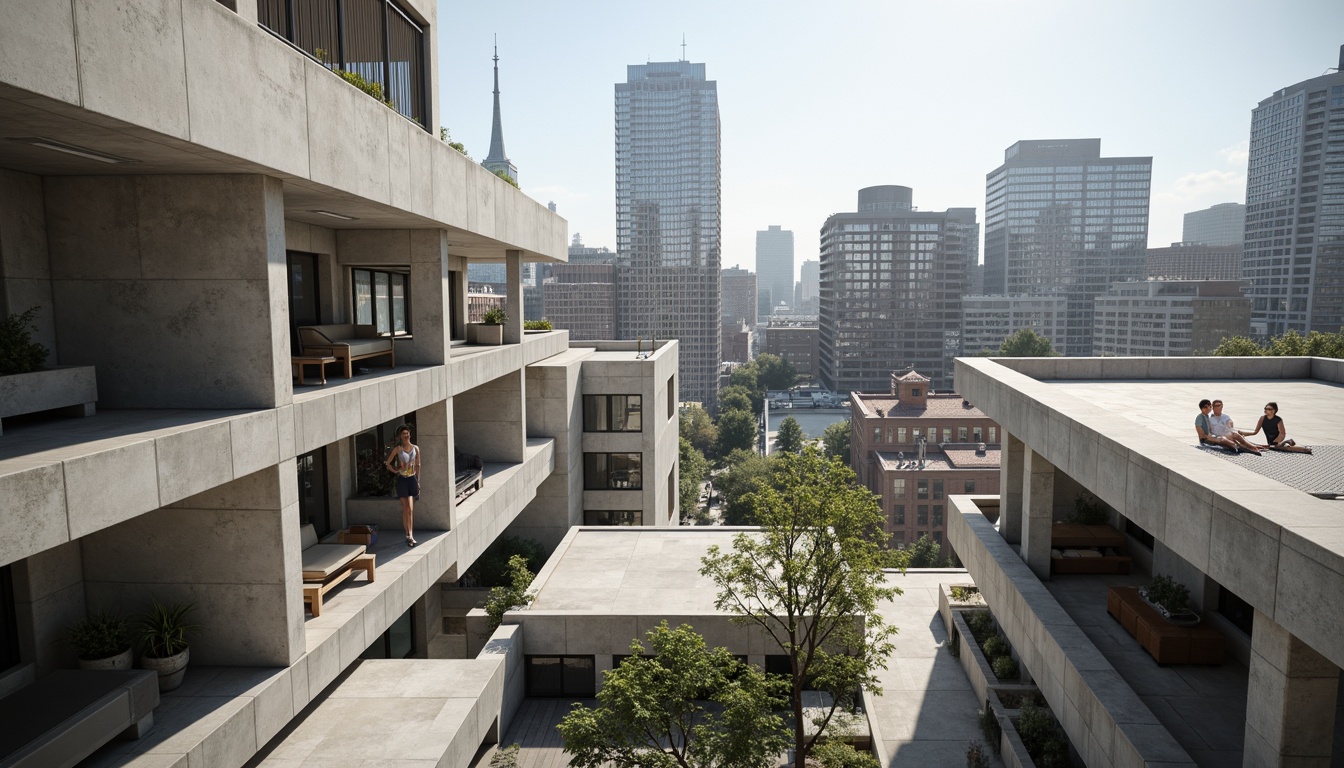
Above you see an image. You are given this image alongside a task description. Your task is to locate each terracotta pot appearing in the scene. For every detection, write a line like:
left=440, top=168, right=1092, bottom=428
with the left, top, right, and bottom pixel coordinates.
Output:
left=78, top=646, right=133, bottom=671
left=141, top=647, right=190, bottom=691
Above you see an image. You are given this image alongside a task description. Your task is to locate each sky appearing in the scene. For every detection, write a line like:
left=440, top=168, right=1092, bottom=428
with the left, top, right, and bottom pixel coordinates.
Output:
left=437, top=1, right=1344, bottom=283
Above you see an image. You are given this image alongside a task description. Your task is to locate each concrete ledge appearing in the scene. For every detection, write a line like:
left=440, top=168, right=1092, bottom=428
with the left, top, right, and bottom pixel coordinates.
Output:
left=0, top=365, right=96, bottom=425
left=947, top=496, right=1195, bottom=768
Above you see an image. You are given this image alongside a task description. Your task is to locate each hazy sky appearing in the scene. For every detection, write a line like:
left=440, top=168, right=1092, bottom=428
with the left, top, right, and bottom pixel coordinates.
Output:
left=437, top=1, right=1343, bottom=281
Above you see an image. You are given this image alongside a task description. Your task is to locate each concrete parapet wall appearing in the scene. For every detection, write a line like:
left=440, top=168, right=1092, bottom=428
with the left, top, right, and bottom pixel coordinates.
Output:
left=947, top=496, right=1195, bottom=768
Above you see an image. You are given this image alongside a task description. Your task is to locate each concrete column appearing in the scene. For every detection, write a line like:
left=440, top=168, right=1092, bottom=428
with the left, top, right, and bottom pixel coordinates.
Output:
left=405, top=230, right=449, bottom=365
left=454, top=370, right=525, bottom=463
left=505, top=249, right=523, bottom=344
left=0, top=170, right=57, bottom=358
left=999, top=432, right=1025, bottom=544
left=1244, top=609, right=1339, bottom=766
left=449, top=255, right=468, bottom=341
left=414, top=399, right=454, bottom=532
left=11, top=542, right=85, bottom=674
left=1020, top=448, right=1055, bottom=580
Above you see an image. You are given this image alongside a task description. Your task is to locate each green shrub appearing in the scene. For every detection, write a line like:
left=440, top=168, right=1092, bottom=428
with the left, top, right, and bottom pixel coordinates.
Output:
left=978, top=701, right=1001, bottom=755
left=965, top=610, right=994, bottom=643
left=137, top=598, right=198, bottom=658
left=493, top=169, right=520, bottom=188
left=991, top=655, right=1018, bottom=681
left=334, top=68, right=393, bottom=107
left=1146, top=573, right=1191, bottom=613
left=523, top=318, right=553, bottom=331
left=1069, top=493, right=1108, bottom=525
left=482, top=307, right=508, bottom=325
left=966, top=738, right=989, bottom=768
left=1017, top=703, right=1069, bottom=768
left=67, top=612, right=130, bottom=660
left=489, top=744, right=520, bottom=768
left=0, top=307, right=49, bottom=375
left=981, top=635, right=1009, bottom=660
left=949, top=585, right=979, bottom=602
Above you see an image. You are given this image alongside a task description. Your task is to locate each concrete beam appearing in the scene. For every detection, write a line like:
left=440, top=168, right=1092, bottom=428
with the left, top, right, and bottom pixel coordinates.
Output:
left=1245, top=609, right=1339, bottom=767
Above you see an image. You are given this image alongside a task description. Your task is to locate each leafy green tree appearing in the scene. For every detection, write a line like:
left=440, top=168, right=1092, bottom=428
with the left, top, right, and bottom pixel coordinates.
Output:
left=679, top=405, right=718, bottom=456
left=716, top=450, right=773, bottom=526
left=754, top=353, right=799, bottom=391
left=775, top=416, right=805, bottom=454
left=679, top=437, right=709, bottom=523
left=483, top=555, right=536, bottom=630
left=462, top=536, right=546, bottom=588
left=996, top=328, right=1059, bottom=357
left=717, top=385, right=754, bottom=415
left=1211, top=335, right=1266, bottom=356
left=715, top=409, right=758, bottom=457
left=728, top=363, right=759, bottom=393
left=822, top=419, right=852, bottom=464
left=701, top=449, right=899, bottom=764
left=904, top=534, right=948, bottom=568
left=558, top=622, right=789, bottom=768
left=1211, top=330, right=1344, bottom=358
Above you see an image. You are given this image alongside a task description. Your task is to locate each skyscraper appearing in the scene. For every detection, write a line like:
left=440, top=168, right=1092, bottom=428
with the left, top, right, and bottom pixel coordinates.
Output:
left=982, top=139, right=1152, bottom=356
left=615, top=60, right=722, bottom=406
left=818, top=186, right=978, bottom=394
left=482, top=44, right=517, bottom=183
left=1183, top=202, right=1245, bottom=247
left=756, top=225, right=795, bottom=313
left=1244, top=46, right=1344, bottom=337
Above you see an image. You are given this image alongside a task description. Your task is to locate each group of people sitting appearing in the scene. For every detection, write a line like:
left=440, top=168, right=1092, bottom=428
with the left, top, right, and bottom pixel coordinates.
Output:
left=1194, top=399, right=1313, bottom=455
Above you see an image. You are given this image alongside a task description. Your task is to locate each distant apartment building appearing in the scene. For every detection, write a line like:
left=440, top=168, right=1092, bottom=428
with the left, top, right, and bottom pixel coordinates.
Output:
left=960, top=295, right=1068, bottom=355
left=756, top=225, right=795, bottom=312
left=1145, top=242, right=1243, bottom=281
left=819, top=186, right=978, bottom=394
left=615, top=61, right=722, bottom=406
left=763, top=320, right=820, bottom=381
left=983, top=139, right=1153, bottom=356
left=467, top=287, right=506, bottom=322
left=1183, top=202, right=1246, bottom=247
left=544, top=264, right=618, bottom=340
left=721, top=266, right=758, bottom=327
left=850, top=372, right=1000, bottom=547
left=797, top=259, right=820, bottom=313
left=1244, top=47, right=1344, bottom=337
left=1093, top=279, right=1251, bottom=356
left=722, top=320, right=753, bottom=364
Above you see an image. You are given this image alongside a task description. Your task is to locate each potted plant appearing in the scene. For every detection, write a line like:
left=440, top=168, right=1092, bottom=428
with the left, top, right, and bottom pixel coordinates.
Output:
left=67, top=611, right=132, bottom=671
left=1139, top=574, right=1199, bottom=625
left=471, top=307, right=508, bottom=346
left=137, top=597, right=199, bottom=691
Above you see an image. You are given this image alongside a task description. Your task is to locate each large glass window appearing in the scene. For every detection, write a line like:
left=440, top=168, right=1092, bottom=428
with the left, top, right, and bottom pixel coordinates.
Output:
left=354, top=414, right=416, bottom=496
left=352, top=269, right=409, bottom=335
left=361, top=605, right=414, bottom=659
left=583, top=510, right=643, bottom=526
left=526, top=656, right=595, bottom=697
left=584, top=453, right=642, bottom=490
left=584, top=395, right=643, bottom=432
left=297, top=448, right=329, bottom=537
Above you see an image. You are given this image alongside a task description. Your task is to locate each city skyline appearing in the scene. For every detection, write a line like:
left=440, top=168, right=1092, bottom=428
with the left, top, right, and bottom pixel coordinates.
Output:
left=438, top=0, right=1343, bottom=281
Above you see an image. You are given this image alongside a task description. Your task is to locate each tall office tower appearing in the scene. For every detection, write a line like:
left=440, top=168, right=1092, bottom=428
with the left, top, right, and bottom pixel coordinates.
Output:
left=1145, top=242, right=1243, bottom=281
left=544, top=264, right=618, bottom=339
left=721, top=266, right=758, bottom=327
left=1183, top=202, right=1245, bottom=246
left=983, top=139, right=1152, bottom=356
left=756, top=225, right=795, bottom=312
left=818, top=186, right=978, bottom=394
left=798, top=259, right=820, bottom=312
left=615, top=61, right=722, bottom=406
left=1244, top=46, right=1344, bottom=337
left=481, top=45, right=517, bottom=183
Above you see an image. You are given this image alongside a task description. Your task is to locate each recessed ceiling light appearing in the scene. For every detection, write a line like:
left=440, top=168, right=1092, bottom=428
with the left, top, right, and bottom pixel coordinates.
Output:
left=9, top=137, right=135, bottom=164
left=311, top=210, right=358, bottom=221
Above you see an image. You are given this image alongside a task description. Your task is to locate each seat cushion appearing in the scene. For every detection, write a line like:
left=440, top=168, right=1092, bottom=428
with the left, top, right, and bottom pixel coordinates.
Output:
left=302, top=543, right=366, bottom=581
left=345, top=339, right=393, bottom=356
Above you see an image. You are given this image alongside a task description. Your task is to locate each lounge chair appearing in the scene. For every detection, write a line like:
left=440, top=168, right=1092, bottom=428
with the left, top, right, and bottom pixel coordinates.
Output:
left=300, top=524, right=375, bottom=617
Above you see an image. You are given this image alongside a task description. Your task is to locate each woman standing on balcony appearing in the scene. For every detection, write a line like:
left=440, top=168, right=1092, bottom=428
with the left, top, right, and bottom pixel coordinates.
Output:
left=385, top=425, right=421, bottom=546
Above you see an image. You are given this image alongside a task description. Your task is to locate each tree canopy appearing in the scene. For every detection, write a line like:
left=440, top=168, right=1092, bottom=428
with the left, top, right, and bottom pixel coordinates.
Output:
left=822, top=419, right=852, bottom=464
left=679, top=437, right=709, bottom=524
left=1211, top=329, right=1344, bottom=359
left=679, top=405, right=718, bottom=456
left=715, top=409, right=758, bottom=458
left=904, top=533, right=950, bottom=568
left=483, top=555, right=536, bottom=630
left=461, top=536, right=546, bottom=588
left=558, top=622, right=789, bottom=768
left=775, top=416, right=805, bottom=454
left=700, top=449, right=898, bottom=764
left=717, top=385, right=754, bottom=415
left=715, top=450, right=773, bottom=526
left=995, top=328, right=1059, bottom=357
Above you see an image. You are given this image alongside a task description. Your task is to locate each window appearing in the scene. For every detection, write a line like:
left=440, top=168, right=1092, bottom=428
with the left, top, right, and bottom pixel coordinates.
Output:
left=354, top=414, right=415, bottom=496
left=917, top=505, right=928, bottom=525
left=352, top=268, right=410, bottom=335
left=933, top=480, right=944, bottom=500
left=964, top=480, right=976, bottom=494
left=912, top=428, right=922, bottom=440
left=584, top=453, right=643, bottom=489
left=873, top=427, right=881, bottom=443
left=897, top=427, right=907, bottom=442
left=584, top=509, right=643, bottom=526
left=958, top=426, right=968, bottom=442
left=894, top=505, right=905, bottom=525
left=912, top=388, right=921, bottom=397
left=916, top=480, right=929, bottom=499
left=297, top=448, right=330, bottom=537
left=892, top=479, right=906, bottom=498
left=933, top=505, right=943, bottom=526
left=361, top=605, right=414, bottom=659
left=584, top=395, right=642, bottom=432
left=988, top=427, right=998, bottom=443
left=667, top=376, right=676, bottom=419
left=526, top=656, right=596, bottom=697
left=942, top=428, right=952, bottom=443
left=972, top=426, right=983, bottom=442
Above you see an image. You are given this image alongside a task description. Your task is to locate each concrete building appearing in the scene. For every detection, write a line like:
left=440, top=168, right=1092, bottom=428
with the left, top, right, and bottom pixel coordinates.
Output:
left=756, top=225, right=795, bottom=312
left=960, top=295, right=1068, bottom=356
left=763, top=319, right=820, bottom=382
left=850, top=371, right=1000, bottom=547
left=721, top=319, right=753, bottom=364
left=950, top=354, right=1344, bottom=767
left=721, top=266, right=758, bottom=327
left=543, top=264, right=617, bottom=341
left=983, top=139, right=1153, bottom=356
left=1146, top=242, right=1244, bottom=281
left=0, top=3, right=680, bottom=765
left=819, top=186, right=978, bottom=394
left=1183, top=202, right=1245, bottom=247
left=614, top=61, right=722, bottom=408
left=1244, top=46, right=1344, bottom=337
left=1093, top=279, right=1251, bottom=356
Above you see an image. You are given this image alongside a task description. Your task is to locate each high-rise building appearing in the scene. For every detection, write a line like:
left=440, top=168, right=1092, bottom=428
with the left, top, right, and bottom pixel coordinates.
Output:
left=1244, top=46, right=1344, bottom=337
left=756, top=225, right=795, bottom=312
left=568, top=233, right=615, bottom=264
left=544, top=264, right=618, bottom=340
left=818, top=186, right=978, bottom=394
left=721, top=266, right=758, bottom=327
left=798, top=259, right=820, bottom=312
left=615, top=61, right=722, bottom=406
left=1145, top=242, right=1243, bottom=281
left=960, top=295, right=1068, bottom=355
left=1093, top=279, right=1251, bottom=356
left=481, top=45, right=517, bottom=183
left=983, top=139, right=1152, bottom=356
left=1183, top=202, right=1245, bottom=247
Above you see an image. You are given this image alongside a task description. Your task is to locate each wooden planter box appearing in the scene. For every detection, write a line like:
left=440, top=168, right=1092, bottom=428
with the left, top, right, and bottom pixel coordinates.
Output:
left=0, top=365, right=97, bottom=435
left=1107, top=586, right=1224, bottom=665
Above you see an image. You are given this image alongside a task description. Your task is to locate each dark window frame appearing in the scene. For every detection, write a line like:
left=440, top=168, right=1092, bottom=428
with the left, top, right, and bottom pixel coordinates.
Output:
left=583, top=453, right=643, bottom=490
left=352, top=267, right=411, bottom=336
left=525, top=655, right=596, bottom=698
left=583, top=509, right=643, bottom=526
left=583, top=395, right=643, bottom=433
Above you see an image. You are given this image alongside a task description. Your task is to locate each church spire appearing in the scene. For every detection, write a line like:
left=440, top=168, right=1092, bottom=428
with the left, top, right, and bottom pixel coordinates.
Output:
left=482, top=37, right=518, bottom=184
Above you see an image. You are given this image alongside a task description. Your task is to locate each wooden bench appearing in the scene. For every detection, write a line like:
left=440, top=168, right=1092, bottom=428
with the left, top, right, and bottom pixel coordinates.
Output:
left=1107, top=586, right=1224, bottom=665
left=0, top=669, right=158, bottom=768
left=1051, top=523, right=1132, bottom=575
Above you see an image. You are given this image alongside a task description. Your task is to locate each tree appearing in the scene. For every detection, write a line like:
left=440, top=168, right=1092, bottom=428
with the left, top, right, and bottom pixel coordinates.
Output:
left=462, top=536, right=546, bottom=588
left=717, top=385, right=754, bottom=415
left=680, top=405, right=718, bottom=456
left=904, top=534, right=948, bottom=568
left=1211, top=329, right=1344, bottom=358
left=997, top=328, right=1059, bottom=357
left=775, top=416, right=805, bottom=454
left=700, top=449, right=899, bottom=764
left=483, top=555, right=536, bottom=630
left=716, top=450, right=773, bottom=526
left=822, top=419, right=852, bottom=465
left=1210, top=335, right=1265, bottom=356
left=679, top=437, right=709, bottom=523
left=558, top=622, right=789, bottom=768
left=715, top=409, right=758, bottom=458
left=754, top=353, right=799, bottom=391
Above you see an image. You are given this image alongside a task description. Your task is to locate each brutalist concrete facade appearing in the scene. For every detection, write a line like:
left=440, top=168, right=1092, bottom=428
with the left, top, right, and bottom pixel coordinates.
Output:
left=0, top=2, right=678, bottom=765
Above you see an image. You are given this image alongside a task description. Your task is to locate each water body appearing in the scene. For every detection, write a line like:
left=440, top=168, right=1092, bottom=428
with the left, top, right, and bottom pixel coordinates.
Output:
left=767, top=408, right=849, bottom=439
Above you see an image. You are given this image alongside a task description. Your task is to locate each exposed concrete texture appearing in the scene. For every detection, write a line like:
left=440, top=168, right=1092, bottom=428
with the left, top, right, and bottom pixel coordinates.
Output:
left=514, top=351, right=585, bottom=547
left=1245, top=609, right=1339, bottom=766
left=455, top=370, right=525, bottom=463
left=1000, top=432, right=1024, bottom=544
left=1022, top=448, right=1055, bottom=580
left=0, top=0, right=80, bottom=104
left=0, top=170, right=56, bottom=355
left=453, top=440, right=555, bottom=579
left=11, top=540, right=85, bottom=675
left=73, top=0, right=190, bottom=138
left=505, top=250, right=523, bottom=345
left=0, top=365, right=96, bottom=427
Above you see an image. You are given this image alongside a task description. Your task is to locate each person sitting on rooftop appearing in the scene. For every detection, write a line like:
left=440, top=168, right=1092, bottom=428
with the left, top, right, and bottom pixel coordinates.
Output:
left=1207, top=399, right=1262, bottom=455
left=1239, top=401, right=1313, bottom=454
left=1195, top=399, right=1239, bottom=454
